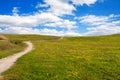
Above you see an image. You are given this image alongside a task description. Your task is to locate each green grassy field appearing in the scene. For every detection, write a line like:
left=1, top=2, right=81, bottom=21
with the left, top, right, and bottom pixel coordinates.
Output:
left=1, top=34, right=120, bottom=80
left=0, top=36, right=26, bottom=59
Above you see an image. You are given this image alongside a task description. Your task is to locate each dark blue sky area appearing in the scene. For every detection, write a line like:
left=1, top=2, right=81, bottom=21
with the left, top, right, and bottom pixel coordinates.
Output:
left=75, top=0, right=120, bottom=16
left=0, top=0, right=119, bottom=16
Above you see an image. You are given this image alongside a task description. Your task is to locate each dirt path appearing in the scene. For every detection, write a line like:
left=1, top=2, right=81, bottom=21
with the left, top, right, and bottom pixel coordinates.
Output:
left=59, top=36, right=64, bottom=40
left=0, top=41, right=33, bottom=76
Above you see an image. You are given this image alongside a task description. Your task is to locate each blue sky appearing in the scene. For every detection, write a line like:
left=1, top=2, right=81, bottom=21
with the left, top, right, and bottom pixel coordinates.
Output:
left=0, top=0, right=120, bottom=36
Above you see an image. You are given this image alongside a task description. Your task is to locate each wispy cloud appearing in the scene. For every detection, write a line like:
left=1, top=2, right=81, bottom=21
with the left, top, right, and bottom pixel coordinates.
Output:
left=72, top=0, right=97, bottom=6
left=12, top=7, right=19, bottom=16
left=35, top=3, right=49, bottom=8
left=79, top=14, right=120, bottom=35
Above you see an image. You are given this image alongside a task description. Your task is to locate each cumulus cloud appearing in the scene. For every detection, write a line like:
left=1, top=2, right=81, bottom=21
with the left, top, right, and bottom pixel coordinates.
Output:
left=0, top=11, right=79, bottom=36
left=0, top=12, right=76, bottom=30
left=35, top=0, right=103, bottom=16
left=44, top=0, right=75, bottom=16
left=79, top=14, right=120, bottom=35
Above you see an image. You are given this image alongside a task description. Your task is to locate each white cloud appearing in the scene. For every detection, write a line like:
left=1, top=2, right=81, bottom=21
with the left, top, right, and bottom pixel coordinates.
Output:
left=35, top=3, right=49, bottom=8
left=0, top=12, right=77, bottom=30
left=0, top=13, right=60, bottom=27
left=44, top=0, right=76, bottom=16
left=84, top=26, right=120, bottom=36
left=0, top=27, right=39, bottom=34
left=35, top=0, right=103, bottom=16
left=44, top=20, right=77, bottom=30
left=12, top=7, right=19, bottom=16
left=79, top=14, right=120, bottom=36
left=72, top=0, right=97, bottom=6
left=39, top=28, right=81, bottom=36
left=0, top=11, right=78, bottom=36
left=79, top=15, right=109, bottom=24
left=0, top=27, right=81, bottom=36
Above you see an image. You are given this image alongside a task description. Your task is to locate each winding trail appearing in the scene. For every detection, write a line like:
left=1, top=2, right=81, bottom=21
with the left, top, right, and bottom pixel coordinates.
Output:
left=0, top=41, right=33, bottom=75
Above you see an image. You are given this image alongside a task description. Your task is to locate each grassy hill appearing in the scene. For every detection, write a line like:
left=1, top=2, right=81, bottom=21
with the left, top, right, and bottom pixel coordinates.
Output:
left=1, top=34, right=120, bottom=80
left=0, top=35, right=26, bottom=59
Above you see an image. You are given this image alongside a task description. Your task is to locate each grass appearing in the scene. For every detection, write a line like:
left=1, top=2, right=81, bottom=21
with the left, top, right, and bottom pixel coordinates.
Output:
left=1, top=34, right=120, bottom=80
left=0, top=36, right=26, bottom=59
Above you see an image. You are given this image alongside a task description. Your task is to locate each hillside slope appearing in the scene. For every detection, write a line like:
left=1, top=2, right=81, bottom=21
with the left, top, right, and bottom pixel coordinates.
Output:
left=0, top=35, right=26, bottom=59
left=1, top=34, right=120, bottom=80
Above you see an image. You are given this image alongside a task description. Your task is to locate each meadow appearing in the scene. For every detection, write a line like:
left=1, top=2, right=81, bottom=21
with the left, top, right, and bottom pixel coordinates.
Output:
left=0, top=34, right=120, bottom=80
left=0, top=35, right=25, bottom=59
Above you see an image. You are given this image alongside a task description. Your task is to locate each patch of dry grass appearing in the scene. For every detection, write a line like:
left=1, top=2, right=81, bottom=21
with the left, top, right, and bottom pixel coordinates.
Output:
left=0, top=35, right=8, bottom=40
